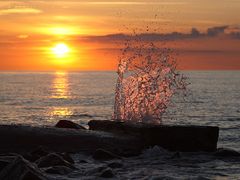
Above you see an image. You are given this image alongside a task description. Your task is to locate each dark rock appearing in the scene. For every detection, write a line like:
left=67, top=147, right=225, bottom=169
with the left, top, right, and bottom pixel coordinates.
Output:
left=0, top=159, right=10, bottom=171
left=88, top=120, right=219, bottom=152
left=108, top=161, right=123, bottom=169
left=79, top=159, right=88, bottom=163
left=99, top=168, right=115, bottom=178
left=45, top=166, right=73, bottom=175
left=93, top=149, right=121, bottom=161
left=58, top=152, right=74, bottom=164
left=0, top=155, right=16, bottom=170
left=171, top=152, right=181, bottom=159
left=37, top=153, right=75, bottom=169
left=0, top=125, right=142, bottom=156
left=23, top=171, right=47, bottom=180
left=25, top=146, right=50, bottom=162
left=215, top=148, right=240, bottom=157
left=150, top=176, right=176, bottom=180
left=55, top=120, right=86, bottom=130
left=0, top=156, right=48, bottom=180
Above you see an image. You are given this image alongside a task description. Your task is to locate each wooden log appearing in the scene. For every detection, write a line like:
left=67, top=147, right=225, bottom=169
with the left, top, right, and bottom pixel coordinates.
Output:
left=88, top=120, right=219, bottom=152
left=0, top=125, right=142, bottom=156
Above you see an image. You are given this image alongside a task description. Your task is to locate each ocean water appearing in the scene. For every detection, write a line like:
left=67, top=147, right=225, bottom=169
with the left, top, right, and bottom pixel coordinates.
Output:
left=0, top=71, right=240, bottom=179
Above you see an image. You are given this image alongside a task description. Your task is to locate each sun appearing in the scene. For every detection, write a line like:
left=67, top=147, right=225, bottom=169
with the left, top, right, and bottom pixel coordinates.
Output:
left=52, top=43, right=70, bottom=57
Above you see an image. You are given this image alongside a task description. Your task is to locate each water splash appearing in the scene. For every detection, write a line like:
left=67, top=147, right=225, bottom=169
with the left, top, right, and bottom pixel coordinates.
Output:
left=113, top=34, right=188, bottom=124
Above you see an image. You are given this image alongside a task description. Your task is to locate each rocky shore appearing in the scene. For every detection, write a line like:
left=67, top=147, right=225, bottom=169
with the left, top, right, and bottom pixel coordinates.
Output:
left=0, top=120, right=239, bottom=179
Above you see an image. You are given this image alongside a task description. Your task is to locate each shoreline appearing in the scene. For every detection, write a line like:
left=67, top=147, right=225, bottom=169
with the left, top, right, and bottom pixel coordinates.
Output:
left=0, top=121, right=239, bottom=179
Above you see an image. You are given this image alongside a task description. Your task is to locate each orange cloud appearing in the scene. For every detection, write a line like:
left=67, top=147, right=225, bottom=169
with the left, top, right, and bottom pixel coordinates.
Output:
left=0, top=8, right=42, bottom=15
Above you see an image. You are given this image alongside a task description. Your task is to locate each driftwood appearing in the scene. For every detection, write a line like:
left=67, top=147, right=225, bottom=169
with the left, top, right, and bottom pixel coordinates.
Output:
left=88, top=120, right=219, bottom=152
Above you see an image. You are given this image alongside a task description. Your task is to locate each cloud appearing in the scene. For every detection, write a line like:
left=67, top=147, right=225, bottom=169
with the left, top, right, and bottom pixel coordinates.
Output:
left=207, top=26, right=228, bottom=37
left=17, top=35, right=29, bottom=39
left=0, top=8, right=42, bottom=15
left=83, top=25, right=239, bottom=42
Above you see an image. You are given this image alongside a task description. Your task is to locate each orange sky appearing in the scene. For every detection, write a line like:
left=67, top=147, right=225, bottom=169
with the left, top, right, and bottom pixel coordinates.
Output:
left=0, top=0, right=240, bottom=71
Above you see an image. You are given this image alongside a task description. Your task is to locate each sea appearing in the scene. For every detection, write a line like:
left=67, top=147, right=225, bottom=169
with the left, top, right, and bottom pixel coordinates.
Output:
left=0, top=71, right=240, bottom=179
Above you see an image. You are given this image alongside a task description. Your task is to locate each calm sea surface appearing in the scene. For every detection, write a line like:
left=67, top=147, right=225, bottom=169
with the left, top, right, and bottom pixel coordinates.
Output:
left=0, top=71, right=239, bottom=151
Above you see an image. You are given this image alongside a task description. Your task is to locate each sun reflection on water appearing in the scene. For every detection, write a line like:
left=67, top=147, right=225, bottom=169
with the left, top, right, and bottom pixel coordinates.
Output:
left=49, top=72, right=73, bottom=120
left=50, top=107, right=73, bottom=116
left=51, top=71, right=70, bottom=99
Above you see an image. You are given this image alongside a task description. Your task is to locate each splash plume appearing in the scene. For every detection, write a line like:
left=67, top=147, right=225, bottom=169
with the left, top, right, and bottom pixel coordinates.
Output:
left=113, top=34, right=188, bottom=124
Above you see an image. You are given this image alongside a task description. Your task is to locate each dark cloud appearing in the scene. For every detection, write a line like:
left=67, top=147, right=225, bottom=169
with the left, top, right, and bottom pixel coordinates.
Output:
left=207, top=26, right=228, bottom=37
left=84, top=25, right=239, bottom=42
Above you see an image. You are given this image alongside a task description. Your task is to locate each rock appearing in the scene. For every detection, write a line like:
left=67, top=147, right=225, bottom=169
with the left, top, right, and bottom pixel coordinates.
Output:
left=0, top=155, right=16, bottom=170
left=108, top=161, right=123, bottom=169
left=93, top=149, right=121, bottom=161
left=45, top=166, right=73, bottom=175
left=88, top=120, right=219, bottom=152
left=171, top=152, right=181, bottom=159
left=0, top=160, right=10, bottom=171
left=85, top=165, right=107, bottom=176
left=25, top=146, right=50, bottom=162
left=37, top=153, right=75, bottom=169
left=0, top=156, right=48, bottom=180
left=0, top=125, right=142, bottom=156
left=99, top=168, right=115, bottom=178
left=79, top=159, right=88, bottom=164
left=214, top=148, right=240, bottom=157
left=58, top=152, right=74, bottom=164
left=55, top=120, right=86, bottom=130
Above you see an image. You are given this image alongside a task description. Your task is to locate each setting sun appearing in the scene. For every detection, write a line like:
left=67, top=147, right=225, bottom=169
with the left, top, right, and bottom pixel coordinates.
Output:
left=52, top=43, right=70, bottom=58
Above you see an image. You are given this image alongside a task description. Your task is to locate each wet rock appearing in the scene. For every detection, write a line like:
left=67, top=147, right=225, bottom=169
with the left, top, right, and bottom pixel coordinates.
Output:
left=85, top=165, right=107, bottom=176
left=93, top=149, right=121, bottom=161
left=58, top=152, right=74, bottom=164
left=171, top=152, right=181, bottom=159
left=99, top=168, right=115, bottom=178
left=150, top=177, right=176, bottom=180
left=89, top=120, right=219, bottom=152
left=25, top=146, right=50, bottom=162
left=0, top=159, right=10, bottom=171
left=0, top=156, right=48, bottom=180
left=150, top=176, right=177, bottom=180
left=196, top=176, right=211, bottom=180
left=108, top=161, right=123, bottom=169
left=0, top=155, right=16, bottom=170
left=55, top=120, right=86, bottom=130
left=37, top=153, right=75, bottom=169
left=79, top=159, right=88, bottom=164
left=45, top=166, right=73, bottom=175
left=0, top=125, right=141, bottom=155
left=215, top=148, right=240, bottom=157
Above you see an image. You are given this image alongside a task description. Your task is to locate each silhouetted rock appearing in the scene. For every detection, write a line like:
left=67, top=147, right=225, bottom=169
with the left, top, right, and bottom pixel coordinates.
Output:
left=58, top=152, right=74, bottom=164
left=0, top=125, right=141, bottom=155
left=55, top=120, right=86, bottom=130
left=45, top=165, right=73, bottom=175
left=108, top=161, right=123, bottom=169
left=0, top=159, right=10, bottom=171
left=79, top=159, right=88, bottom=164
left=37, top=153, right=75, bottom=169
left=93, top=149, right=121, bottom=161
left=99, top=168, right=115, bottom=178
left=88, top=120, right=219, bottom=152
left=0, top=155, right=16, bottom=171
left=215, top=148, right=240, bottom=157
left=171, top=152, right=181, bottom=159
left=0, top=156, right=48, bottom=180
left=25, top=146, right=50, bottom=162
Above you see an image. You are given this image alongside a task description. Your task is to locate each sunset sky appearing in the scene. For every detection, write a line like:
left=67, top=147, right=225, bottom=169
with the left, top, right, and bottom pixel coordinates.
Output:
left=0, top=0, right=240, bottom=71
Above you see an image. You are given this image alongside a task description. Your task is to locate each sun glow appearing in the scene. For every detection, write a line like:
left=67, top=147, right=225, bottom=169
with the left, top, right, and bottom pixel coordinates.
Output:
left=52, top=43, right=70, bottom=58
